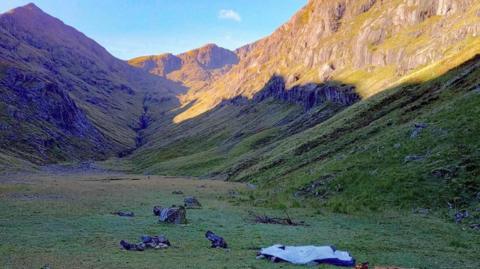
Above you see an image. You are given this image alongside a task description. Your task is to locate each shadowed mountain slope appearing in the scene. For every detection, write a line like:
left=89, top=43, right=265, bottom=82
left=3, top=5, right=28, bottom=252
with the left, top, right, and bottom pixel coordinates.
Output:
left=132, top=53, right=480, bottom=214
left=1, top=1, right=479, bottom=218
left=0, top=3, right=183, bottom=164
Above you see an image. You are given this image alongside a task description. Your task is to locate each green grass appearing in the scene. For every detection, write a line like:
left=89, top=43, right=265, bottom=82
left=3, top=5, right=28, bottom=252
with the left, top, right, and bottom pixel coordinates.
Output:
left=0, top=172, right=479, bottom=269
left=130, top=54, right=480, bottom=218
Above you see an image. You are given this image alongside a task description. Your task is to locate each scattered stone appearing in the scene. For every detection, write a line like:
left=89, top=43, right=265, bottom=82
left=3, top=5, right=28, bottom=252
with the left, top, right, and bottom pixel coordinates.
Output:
left=454, top=210, right=469, bottom=223
left=184, top=196, right=202, bottom=208
left=111, top=211, right=134, bottom=217
left=470, top=224, right=480, bottom=230
left=355, top=262, right=369, bottom=269
left=153, top=205, right=162, bottom=216
left=172, top=190, right=184, bottom=195
left=412, top=208, right=430, bottom=215
left=227, top=189, right=239, bottom=197
left=154, top=206, right=187, bottom=224
left=410, top=123, right=428, bottom=138
left=431, top=167, right=456, bottom=179
left=120, top=240, right=145, bottom=251
left=404, top=155, right=425, bottom=163
left=205, top=231, right=228, bottom=249
left=295, top=175, right=335, bottom=198
left=120, top=235, right=170, bottom=251
left=141, top=235, right=171, bottom=249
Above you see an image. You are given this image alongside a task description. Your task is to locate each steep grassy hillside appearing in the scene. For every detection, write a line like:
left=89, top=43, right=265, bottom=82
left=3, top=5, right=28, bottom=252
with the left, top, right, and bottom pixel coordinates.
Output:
left=0, top=4, right=181, bottom=165
left=132, top=54, right=480, bottom=219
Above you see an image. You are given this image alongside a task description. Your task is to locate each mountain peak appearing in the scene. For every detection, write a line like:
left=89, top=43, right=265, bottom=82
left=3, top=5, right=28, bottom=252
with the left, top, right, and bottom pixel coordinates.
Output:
left=4, top=2, right=43, bottom=15
left=199, top=43, right=219, bottom=50
left=21, top=3, right=41, bottom=10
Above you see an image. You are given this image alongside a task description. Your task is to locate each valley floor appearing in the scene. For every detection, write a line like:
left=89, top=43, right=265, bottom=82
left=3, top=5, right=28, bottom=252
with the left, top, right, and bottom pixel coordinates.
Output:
left=0, top=171, right=479, bottom=269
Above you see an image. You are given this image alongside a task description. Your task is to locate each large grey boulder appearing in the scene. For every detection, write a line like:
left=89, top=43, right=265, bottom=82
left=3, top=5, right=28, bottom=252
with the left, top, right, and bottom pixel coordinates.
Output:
left=154, top=206, right=187, bottom=224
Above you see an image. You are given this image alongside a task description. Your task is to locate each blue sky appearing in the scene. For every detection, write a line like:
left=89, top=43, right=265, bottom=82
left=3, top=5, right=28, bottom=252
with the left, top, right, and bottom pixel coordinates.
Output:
left=0, top=0, right=307, bottom=59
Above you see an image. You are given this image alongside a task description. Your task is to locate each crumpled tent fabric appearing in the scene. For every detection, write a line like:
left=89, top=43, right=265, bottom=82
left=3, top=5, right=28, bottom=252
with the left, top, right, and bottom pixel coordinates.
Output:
left=258, top=244, right=355, bottom=267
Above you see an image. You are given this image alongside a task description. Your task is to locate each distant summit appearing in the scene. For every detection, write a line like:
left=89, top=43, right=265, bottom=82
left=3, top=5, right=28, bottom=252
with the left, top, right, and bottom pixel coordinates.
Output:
left=129, top=44, right=239, bottom=89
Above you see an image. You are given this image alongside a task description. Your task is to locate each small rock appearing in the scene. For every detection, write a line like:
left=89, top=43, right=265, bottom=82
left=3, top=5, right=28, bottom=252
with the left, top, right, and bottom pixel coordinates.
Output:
left=141, top=235, right=171, bottom=249
left=120, top=235, right=171, bottom=251
left=172, top=190, right=184, bottom=195
left=410, top=123, right=428, bottom=138
left=454, top=210, right=469, bottom=223
left=112, top=211, right=134, bottom=217
left=246, top=183, right=257, bottom=190
left=41, top=265, right=51, bottom=269
left=205, top=231, right=228, bottom=249
left=470, top=224, right=480, bottom=230
left=393, top=143, right=401, bottom=149
left=431, top=168, right=455, bottom=179
left=184, top=196, right=202, bottom=208
left=404, top=155, right=425, bottom=163
left=413, top=208, right=430, bottom=215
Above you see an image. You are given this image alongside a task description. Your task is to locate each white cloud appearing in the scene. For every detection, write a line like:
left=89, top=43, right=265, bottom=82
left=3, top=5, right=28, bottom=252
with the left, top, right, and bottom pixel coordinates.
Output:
left=218, top=9, right=241, bottom=22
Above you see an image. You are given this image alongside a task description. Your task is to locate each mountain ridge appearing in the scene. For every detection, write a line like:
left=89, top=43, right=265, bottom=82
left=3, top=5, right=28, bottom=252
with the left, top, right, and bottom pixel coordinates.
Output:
left=0, top=1, right=479, bottom=217
left=172, top=0, right=480, bottom=122
left=129, top=43, right=239, bottom=91
left=0, top=3, right=183, bottom=164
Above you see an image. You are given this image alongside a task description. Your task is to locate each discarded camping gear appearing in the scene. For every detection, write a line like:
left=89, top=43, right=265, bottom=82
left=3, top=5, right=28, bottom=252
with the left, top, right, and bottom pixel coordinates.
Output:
left=257, top=244, right=355, bottom=267
left=184, top=196, right=202, bottom=208
left=120, top=235, right=171, bottom=251
left=111, top=211, right=134, bottom=217
left=154, top=205, right=187, bottom=224
left=205, top=231, right=228, bottom=249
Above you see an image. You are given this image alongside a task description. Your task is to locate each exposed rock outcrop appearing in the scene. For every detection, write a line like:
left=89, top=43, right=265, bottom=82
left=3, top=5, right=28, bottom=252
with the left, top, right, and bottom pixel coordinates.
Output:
left=253, top=76, right=359, bottom=109
left=174, top=0, right=480, bottom=122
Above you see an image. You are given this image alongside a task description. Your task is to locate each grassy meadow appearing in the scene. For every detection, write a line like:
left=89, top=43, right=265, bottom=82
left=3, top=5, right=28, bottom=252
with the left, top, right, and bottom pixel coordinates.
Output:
left=0, top=171, right=479, bottom=269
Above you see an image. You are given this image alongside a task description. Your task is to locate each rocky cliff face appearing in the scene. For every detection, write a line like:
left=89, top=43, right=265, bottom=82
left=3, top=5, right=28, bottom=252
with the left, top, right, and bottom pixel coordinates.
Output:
left=174, top=0, right=480, bottom=122
left=129, top=44, right=239, bottom=90
left=0, top=3, right=180, bottom=163
left=228, top=76, right=359, bottom=109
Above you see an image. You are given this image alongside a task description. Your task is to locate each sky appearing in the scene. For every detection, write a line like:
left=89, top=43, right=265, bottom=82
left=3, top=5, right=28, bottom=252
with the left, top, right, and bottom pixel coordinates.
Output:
left=0, top=0, right=307, bottom=60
